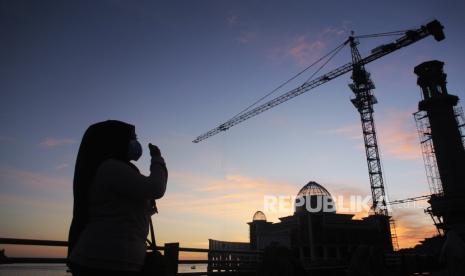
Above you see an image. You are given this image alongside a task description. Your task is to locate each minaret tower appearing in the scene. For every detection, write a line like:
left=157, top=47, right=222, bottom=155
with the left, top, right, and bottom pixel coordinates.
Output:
left=414, top=60, right=465, bottom=237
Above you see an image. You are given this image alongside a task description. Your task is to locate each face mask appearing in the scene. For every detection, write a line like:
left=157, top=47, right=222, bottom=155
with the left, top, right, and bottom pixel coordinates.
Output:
left=128, top=139, right=142, bottom=161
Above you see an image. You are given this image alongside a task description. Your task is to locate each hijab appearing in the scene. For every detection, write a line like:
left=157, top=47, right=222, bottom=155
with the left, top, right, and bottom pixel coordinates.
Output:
left=67, top=120, right=139, bottom=260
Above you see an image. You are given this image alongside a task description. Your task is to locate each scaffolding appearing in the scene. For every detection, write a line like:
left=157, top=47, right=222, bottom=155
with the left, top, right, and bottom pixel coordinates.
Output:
left=454, top=106, right=465, bottom=149
left=414, top=111, right=443, bottom=195
left=389, top=218, right=399, bottom=250
left=414, top=111, right=445, bottom=235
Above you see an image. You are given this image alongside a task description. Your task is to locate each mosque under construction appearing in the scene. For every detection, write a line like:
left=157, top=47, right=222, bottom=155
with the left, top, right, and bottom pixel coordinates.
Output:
left=208, top=60, right=465, bottom=275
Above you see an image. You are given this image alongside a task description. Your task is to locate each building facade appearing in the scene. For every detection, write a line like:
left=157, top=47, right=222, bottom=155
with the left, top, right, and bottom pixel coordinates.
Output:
left=248, top=181, right=392, bottom=267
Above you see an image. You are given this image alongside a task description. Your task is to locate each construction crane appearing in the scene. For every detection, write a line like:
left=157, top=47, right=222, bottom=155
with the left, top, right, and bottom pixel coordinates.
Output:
left=387, top=194, right=444, bottom=235
left=193, top=20, right=445, bottom=249
left=193, top=20, right=444, bottom=143
left=387, top=195, right=431, bottom=205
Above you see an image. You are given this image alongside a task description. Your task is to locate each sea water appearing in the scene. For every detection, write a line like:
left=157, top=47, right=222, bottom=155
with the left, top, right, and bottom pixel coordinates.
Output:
left=0, top=264, right=208, bottom=275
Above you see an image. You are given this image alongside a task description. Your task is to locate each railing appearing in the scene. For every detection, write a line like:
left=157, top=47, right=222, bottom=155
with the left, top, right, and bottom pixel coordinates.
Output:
left=0, top=238, right=262, bottom=276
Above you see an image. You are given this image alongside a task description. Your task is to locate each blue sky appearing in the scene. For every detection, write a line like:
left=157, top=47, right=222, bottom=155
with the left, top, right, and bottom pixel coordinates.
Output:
left=1, top=0, right=465, bottom=256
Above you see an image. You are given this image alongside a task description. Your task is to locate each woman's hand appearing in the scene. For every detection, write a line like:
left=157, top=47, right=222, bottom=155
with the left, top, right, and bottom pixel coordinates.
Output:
left=148, top=143, right=161, bottom=158
left=147, top=143, right=167, bottom=200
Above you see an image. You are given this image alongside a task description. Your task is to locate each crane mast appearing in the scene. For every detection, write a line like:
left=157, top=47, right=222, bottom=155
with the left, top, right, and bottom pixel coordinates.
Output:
left=348, top=36, right=400, bottom=248
left=349, top=36, right=388, bottom=216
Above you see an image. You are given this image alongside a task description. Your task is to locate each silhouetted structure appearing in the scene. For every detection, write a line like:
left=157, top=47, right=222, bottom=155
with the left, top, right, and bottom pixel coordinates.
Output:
left=414, top=60, right=465, bottom=239
left=207, top=239, right=257, bottom=273
left=248, top=181, right=392, bottom=270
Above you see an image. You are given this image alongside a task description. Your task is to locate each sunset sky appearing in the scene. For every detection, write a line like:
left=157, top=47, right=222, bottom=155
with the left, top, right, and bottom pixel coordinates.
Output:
left=1, top=0, right=465, bottom=258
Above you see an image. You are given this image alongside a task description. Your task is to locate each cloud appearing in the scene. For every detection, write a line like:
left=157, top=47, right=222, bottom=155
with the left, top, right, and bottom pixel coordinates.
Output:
left=164, top=172, right=384, bottom=225
left=322, top=26, right=346, bottom=36
left=226, top=14, right=238, bottom=26
left=39, top=137, right=76, bottom=148
left=0, top=166, right=73, bottom=249
left=161, top=171, right=298, bottom=223
left=377, top=109, right=422, bottom=160
left=237, top=31, right=257, bottom=44
left=319, top=124, right=361, bottom=140
left=322, top=21, right=352, bottom=37
left=164, top=171, right=436, bottom=248
left=224, top=13, right=257, bottom=45
left=288, top=36, right=326, bottom=66
left=0, top=193, right=70, bottom=214
left=391, top=207, right=438, bottom=248
left=0, top=166, right=71, bottom=193
left=269, top=22, right=350, bottom=66
left=55, top=163, right=70, bottom=170
left=321, top=109, right=422, bottom=160
left=0, top=164, right=435, bottom=255
left=330, top=185, right=371, bottom=218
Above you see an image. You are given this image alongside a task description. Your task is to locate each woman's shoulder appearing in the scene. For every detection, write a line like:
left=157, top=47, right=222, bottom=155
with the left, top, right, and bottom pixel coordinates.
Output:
left=99, top=158, right=128, bottom=169
left=96, top=159, right=135, bottom=178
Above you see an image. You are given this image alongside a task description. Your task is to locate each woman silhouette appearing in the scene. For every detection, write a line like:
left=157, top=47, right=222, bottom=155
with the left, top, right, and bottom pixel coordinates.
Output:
left=67, top=120, right=168, bottom=275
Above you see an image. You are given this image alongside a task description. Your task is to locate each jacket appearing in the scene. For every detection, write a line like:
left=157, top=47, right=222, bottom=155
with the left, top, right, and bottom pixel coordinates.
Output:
left=69, top=157, right=167, bottom=271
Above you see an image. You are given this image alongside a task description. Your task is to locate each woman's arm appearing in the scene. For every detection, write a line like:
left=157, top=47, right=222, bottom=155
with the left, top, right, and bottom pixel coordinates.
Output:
left=96, top=158, right=168, bottom=200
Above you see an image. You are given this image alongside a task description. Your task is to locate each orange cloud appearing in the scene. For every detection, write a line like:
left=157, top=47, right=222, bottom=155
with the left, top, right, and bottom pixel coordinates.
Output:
left=163, top=172, right=383, bottom=227
left=377, top=109, right=422, bottom=160
left=161, top=172, right=298, bottom=224
left=40, top=137, right=76, bottom=148
left=1, top=165, right=436, bottom=258
left=330, top=185, right=371, bottom=219
left=288, top=36, right=326, bottom=66
left=0, top=195, right=72, bottom=259
left=391, top=207, right=438, bottom=248
left=287, top=21, right=350, bottom=65
left=163, top=171, right=438, bottom=249
left=268, top=22, right=349, bottom=66
left=0, top=166, right=72, bottom=243
left=0, top=166, right=71, bottom=192
left=154, top=172, right=387, bottom=253
left=322, top=109, right=422, bottom=160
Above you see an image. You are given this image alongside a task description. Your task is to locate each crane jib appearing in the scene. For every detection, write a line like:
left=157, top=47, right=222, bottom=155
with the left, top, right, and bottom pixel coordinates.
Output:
left=193, top=20, right=444, bottom=143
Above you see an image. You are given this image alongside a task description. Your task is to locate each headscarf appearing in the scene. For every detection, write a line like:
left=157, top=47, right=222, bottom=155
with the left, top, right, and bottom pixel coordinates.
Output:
left=67, top=120, right=139, bottom=261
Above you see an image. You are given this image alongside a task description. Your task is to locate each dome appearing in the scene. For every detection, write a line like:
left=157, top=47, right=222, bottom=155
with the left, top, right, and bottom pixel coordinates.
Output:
left=297, top=181, right=332, bottom=197
left=295, top=181, right=336, bottom=214
left=252, top=211, right=267, bottom=221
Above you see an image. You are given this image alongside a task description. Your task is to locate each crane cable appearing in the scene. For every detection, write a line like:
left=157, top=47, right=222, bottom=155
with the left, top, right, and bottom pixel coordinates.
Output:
left=303, top=40, right=346, bottom=84
left=229, top=28, right=411, bottom=120
left=354, top=29, right=412, bottom=39
left=231, top=41, right=348, bottom=120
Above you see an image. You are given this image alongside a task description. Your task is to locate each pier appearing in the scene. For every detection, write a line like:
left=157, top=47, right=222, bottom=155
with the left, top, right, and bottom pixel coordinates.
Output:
left=0, top=237, right=262, bottom=275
